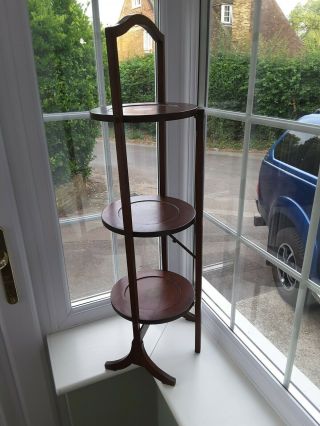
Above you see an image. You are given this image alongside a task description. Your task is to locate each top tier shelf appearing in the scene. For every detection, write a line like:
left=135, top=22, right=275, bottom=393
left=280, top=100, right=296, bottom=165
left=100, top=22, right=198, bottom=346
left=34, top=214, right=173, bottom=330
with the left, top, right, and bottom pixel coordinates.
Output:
left=90, top=102, right=199, bottom=123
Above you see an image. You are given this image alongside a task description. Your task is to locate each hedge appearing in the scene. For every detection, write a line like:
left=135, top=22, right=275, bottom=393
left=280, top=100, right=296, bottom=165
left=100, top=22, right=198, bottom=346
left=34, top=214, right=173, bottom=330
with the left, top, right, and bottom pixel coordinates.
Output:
left=119, top=51, right=320, bottom=150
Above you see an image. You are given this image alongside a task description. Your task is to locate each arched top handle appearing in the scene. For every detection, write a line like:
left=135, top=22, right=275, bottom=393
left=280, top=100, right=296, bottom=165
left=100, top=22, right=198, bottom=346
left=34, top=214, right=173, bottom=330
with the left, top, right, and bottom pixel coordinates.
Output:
left=105, top=14, right=164, bottom=43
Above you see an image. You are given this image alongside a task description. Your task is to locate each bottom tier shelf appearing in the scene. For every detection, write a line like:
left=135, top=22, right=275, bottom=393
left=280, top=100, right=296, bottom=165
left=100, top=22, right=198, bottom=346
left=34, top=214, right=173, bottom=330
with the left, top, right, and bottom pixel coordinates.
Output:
left=111, top=270, right=194, bottom=324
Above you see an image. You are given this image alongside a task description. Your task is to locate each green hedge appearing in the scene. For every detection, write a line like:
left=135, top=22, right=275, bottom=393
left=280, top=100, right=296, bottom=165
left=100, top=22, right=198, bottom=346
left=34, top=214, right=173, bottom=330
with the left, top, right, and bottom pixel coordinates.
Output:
left=207, top=50, right=320, bottom=149
left=119, top=51, right=320, bottom=150
left=119, top=54, right=156, bottom=138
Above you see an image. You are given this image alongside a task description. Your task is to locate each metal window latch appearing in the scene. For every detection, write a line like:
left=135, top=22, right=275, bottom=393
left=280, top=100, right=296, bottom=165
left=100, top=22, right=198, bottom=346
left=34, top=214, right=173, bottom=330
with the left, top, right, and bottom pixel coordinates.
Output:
left=0, top=228, right=18, bottom=304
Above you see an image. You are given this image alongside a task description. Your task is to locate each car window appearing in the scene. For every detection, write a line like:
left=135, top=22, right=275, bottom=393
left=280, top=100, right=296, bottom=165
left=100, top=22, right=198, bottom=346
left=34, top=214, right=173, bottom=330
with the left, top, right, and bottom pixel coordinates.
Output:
left=274, top=130, right=320, bottom=176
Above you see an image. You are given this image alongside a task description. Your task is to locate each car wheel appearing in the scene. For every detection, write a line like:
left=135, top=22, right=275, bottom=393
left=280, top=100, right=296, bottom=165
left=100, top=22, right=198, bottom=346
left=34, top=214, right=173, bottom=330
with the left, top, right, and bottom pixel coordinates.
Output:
left=271, top=227, right=314, bottom=307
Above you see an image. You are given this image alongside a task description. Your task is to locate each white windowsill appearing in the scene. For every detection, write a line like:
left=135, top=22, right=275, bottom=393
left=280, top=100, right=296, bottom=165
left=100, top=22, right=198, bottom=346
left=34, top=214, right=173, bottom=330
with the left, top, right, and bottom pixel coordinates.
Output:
left=47, top=314, right=286, bottom=426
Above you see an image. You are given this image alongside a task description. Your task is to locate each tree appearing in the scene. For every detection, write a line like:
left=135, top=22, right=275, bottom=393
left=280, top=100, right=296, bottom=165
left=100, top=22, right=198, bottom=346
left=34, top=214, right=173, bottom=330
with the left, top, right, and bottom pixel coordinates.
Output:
left=290, top=0, right=320, bottom=51
left=28, top=0, right=98, bottom=185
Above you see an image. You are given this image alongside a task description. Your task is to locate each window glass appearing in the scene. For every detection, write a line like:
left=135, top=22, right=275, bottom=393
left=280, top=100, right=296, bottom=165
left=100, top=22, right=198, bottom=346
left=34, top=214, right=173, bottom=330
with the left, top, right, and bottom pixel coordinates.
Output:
left=235, top=244, right=292, bottom=376
left=205, top=117, right=243, bottom=230
left=132, top=0, right=141, bottom=8
left=243, top=124, right=313, bottom=266
left=29, top=0, right=158, bottom=303
left=221, top=5, right=232, bottom=24
left=208, top=2, right=250, bottom=110
left=293, top=295, right=320, bottom=418
left=203, top=222, right=236, bottom=314
left=206, top=2, right=320, bottom=417
left=274, top=130, right=320, bottom=176
left=28, top=0, right=97, bottom=114
left=254, top=1, right=320, bottom=120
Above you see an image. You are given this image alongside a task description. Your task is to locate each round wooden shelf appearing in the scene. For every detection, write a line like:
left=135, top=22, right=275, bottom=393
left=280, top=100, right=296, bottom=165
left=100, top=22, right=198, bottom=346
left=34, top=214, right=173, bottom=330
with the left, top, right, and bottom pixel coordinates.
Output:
left=111, top=270, right=194, bottom=324
left=101, top=195, right=195, bottom=237
left=90, top=102, right=199, bottom=123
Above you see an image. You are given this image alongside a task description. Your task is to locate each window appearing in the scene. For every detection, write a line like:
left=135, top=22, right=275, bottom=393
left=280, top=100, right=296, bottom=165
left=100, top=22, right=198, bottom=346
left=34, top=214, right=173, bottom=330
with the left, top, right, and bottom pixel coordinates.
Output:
left=132, top=0, right=141, bottom=8
left=274, top=131, right=320, bottom=176
left=221, top=4, right=232, bottom=24
left=143, top=30, right=153, bottom=52
left=28, top=0, right=156, bottom=325
left=201, top=0, right=320, bottom=422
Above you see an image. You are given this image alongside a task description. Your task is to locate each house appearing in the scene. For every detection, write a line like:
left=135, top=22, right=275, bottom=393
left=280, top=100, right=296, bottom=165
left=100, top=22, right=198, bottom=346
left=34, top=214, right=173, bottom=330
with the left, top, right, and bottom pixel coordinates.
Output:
left=118, top=0, right=302, bottom=61
left=211, top=0, right=302, bottom=54
left=117, top=0, right=155, bottom=61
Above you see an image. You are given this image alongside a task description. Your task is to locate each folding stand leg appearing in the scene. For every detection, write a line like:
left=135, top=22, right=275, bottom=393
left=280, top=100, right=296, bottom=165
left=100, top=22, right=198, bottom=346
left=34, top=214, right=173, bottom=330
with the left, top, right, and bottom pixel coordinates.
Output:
left=105, top=337, right=176, bottom=386
left=183, top=311, right=195, bottom=322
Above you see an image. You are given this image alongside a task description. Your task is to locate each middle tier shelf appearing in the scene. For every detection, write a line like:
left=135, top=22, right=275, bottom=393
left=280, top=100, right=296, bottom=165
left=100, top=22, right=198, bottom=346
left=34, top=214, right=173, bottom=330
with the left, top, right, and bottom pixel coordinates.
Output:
left=101, top=195, right=196, bottom=237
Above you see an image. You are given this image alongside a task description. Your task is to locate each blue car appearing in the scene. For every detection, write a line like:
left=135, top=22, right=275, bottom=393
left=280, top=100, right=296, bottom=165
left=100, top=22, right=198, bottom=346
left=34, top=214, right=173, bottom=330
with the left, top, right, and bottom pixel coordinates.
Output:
left=255, top=113, right=320, bottom=306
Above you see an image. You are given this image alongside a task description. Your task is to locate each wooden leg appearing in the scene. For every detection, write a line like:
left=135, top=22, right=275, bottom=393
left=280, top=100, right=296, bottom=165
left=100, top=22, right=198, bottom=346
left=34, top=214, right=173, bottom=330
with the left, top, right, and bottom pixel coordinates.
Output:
left=183, top=311, right=195, bottom=322
left=105, top=337, right=176, bottom=386
left=105, top=352, right=132, bottom=370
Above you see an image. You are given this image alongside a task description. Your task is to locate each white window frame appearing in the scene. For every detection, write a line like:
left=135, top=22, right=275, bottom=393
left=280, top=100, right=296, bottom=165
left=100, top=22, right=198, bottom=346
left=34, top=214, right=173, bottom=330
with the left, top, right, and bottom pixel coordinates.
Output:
left=132, top=0, right=141, bottom=9
left=199, top=0, right=320, bottom=423
left=143, top=30, right=153, bottom=52
left=221, top=4, right=232, bottom=25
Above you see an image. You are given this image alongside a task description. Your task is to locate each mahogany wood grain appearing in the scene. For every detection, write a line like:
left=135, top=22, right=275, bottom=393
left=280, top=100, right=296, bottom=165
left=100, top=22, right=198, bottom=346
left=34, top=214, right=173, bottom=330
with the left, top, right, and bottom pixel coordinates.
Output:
left=110, top=270, right=194, bottom=324
left=90, top=102, right=199, bottom=123
left=101, top=195, right=196, bottom=237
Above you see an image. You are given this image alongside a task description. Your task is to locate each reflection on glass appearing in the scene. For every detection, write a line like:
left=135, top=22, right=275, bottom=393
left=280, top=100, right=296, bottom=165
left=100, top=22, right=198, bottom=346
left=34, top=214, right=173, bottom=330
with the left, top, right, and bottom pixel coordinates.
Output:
left=205, top=117, right=243, bottom=229
left=45, top=120, right=106, bottom=218
left=235, top=244, right=291, bottom=372
left=62, top=220, right=158, bottom=301
left=202, top=219, right=236, bottom=307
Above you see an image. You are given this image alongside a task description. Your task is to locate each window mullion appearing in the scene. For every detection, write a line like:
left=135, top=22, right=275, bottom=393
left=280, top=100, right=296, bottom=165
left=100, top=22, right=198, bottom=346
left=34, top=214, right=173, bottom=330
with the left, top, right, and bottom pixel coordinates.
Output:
left=230, top=0, right=262, bottom=329
left=283, top=165, right=320, bottom=387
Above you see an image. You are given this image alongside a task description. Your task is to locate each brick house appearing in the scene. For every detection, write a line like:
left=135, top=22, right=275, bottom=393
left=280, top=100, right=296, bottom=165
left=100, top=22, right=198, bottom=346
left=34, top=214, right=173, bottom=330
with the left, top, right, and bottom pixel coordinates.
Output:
left=212, top=0, right=302, bottom=54
left=117, top=0, right=154, bottom=61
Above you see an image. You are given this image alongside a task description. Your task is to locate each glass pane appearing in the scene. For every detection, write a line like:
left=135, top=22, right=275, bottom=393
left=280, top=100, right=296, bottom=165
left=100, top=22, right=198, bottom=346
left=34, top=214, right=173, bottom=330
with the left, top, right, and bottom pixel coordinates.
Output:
left=203, top=219, right=236, bottom=313
left=254, top=1, right=320, bottom=120
left=98, top=0, right=155, bottom=62
left=235, top=244, right=291, bottom=375
left=205, top=117, right=243, bottom=230
left=47, top=119, right=105, bottom=218
left=45, top=118, right=158, bottom=302
left=98, top=0, right=154, bottom=27
left=63, top=221, right=159, bottom=302
left=292, top=296, right=320, bottom=418
left=29, top=0, right=160, bottom=303
left=28, top=0, right=97, bottom=114
left=243, top=124, right=317, bottom=276
left=208, top=1, right=250, bottom=110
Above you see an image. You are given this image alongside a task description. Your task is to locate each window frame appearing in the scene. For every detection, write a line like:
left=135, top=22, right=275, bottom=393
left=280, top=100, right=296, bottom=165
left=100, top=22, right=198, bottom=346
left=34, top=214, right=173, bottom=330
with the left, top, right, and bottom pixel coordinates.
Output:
left=132, top=0, right=142, bottom=9
left=221, top=4, right=232, bottom=25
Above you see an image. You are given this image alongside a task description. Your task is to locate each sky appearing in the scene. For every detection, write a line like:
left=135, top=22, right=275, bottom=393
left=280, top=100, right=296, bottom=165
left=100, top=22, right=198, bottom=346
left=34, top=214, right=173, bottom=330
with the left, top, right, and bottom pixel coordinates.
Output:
left=81, top=0, right=308, bottom=26
left=277, top=0, right=306, bottom=17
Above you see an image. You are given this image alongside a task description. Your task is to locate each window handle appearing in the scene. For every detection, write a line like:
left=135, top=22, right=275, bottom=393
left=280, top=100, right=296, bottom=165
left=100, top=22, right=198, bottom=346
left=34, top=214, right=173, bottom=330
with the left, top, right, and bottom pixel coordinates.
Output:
left=0, top=228, right=18, bottom=304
